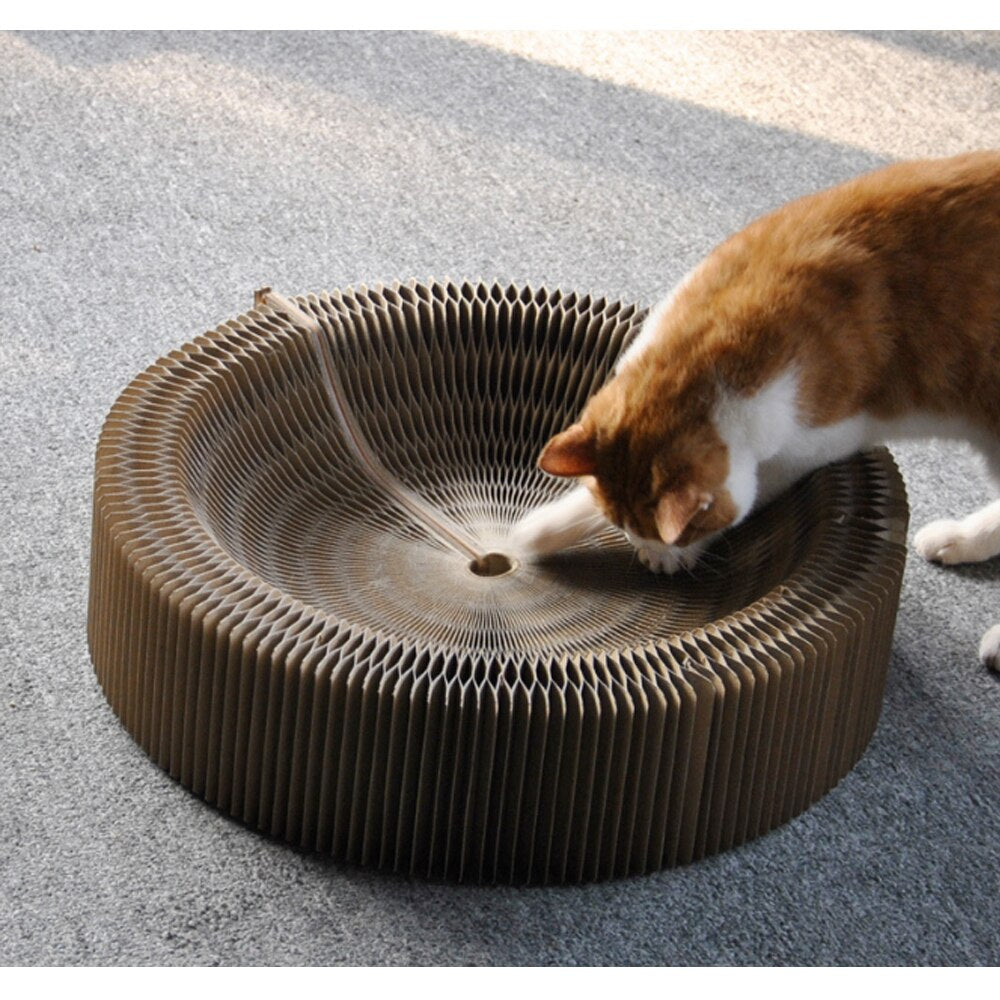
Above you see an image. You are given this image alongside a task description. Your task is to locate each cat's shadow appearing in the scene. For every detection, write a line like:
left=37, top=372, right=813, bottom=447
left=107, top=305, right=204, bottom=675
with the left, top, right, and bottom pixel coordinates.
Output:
left=534, top=546, right=731, bottom=592
left=924, top=555, right=1000, bottom=584
left=526, top=542, right=753, bottom=628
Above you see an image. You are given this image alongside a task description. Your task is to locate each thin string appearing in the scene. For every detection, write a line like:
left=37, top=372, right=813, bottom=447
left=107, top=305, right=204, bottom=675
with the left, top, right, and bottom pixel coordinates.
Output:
left=255, top=288, right=489, bottom=564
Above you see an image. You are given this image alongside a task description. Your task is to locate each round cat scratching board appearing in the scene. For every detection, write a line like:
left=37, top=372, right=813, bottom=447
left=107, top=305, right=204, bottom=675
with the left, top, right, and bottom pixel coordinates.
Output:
left=88, top=280, right=908, bottom=884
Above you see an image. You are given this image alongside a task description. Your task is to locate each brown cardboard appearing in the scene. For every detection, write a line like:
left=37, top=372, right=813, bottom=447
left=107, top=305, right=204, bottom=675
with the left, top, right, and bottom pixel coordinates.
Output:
left=87, top=280, right=909, bottom=884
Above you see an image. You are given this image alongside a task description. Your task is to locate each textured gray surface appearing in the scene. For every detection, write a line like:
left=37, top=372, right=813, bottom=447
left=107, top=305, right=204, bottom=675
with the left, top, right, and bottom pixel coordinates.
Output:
left=2, top=30, right=999, bottom=966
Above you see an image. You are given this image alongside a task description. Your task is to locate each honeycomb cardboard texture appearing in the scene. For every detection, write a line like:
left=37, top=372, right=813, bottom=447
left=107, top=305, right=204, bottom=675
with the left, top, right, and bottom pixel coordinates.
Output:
left=87, top=281, right=909, bottom=884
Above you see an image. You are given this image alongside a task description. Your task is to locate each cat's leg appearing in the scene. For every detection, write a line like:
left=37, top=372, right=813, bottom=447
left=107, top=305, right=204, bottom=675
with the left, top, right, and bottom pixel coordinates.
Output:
left=913, top=500, right=1000, bottom=564
left=913, top=444, right=1000, bottom=671
left=975, top=626, right=1000, bottom=673
left=509, top=484, right=608, bottom=556
left=914, top=444, right=1000, bottom=565
left=914, top=501, right=1000, bottom=670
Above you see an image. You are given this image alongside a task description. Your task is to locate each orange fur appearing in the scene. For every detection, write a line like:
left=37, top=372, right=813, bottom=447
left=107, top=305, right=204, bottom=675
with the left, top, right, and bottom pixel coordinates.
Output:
left=540, top=151, right=1000, bottom=545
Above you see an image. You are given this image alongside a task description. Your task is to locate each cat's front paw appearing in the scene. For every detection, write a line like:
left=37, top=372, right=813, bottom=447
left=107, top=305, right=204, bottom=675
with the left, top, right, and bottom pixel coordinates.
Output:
left=978, top=625, right=1000, bottom=673
left=509, top=486, right=607, bottom=558
left=509, top=506, right=563, bottom=556
left=914, top=518, right=984, bottom=564
left=634, top=540, right=703, bottom=575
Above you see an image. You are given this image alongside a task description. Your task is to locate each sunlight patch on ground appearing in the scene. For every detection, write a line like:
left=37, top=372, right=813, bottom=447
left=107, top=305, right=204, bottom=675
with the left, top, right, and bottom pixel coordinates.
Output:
left=446, top=31, right=998, bottom=161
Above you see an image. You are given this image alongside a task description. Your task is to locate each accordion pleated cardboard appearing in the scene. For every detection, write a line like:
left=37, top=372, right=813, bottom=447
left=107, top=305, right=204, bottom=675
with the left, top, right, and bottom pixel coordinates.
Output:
left=87, top=281, right=908, bottom=884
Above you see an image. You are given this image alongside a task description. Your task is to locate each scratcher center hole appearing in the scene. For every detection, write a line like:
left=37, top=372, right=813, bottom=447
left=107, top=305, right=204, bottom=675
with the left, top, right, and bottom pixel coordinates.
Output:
left=469, top=552, right=517, bottom=578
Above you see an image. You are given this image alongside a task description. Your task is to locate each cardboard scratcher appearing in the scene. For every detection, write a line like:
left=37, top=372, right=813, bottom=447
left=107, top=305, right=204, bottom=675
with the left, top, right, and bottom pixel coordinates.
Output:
left=87, top=280, right=909, bottom=884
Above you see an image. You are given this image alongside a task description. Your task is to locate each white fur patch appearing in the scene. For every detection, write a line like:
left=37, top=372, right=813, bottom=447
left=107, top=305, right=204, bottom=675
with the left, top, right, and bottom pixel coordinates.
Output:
left=509, top=485, right=606, bottom=556
left=713, top=370, right=801, bottom=463
left=711, top=371, right=812, bottom=520
left=708, top=370, right=954, bottom=516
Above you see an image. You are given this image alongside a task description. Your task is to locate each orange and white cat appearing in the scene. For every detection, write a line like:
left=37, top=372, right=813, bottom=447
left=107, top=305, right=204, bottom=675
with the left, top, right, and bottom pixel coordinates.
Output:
left=511, top=151, right=1000, bottom=668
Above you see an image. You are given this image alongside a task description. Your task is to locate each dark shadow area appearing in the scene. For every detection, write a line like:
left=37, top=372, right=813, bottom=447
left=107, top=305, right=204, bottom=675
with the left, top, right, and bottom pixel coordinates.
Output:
left=850, top=29, right=1000, bottom=75
left=932, top=554, right=1000, bottom=583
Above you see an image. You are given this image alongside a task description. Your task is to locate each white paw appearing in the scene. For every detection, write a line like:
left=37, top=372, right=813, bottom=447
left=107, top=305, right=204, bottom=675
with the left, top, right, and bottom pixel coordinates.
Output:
left=634, top=539, right=704, bottom=575
left=978, top=624, right=1000, bottom=673
left=509, top=487, right=607, bottom=557
left=508, top=506, right=561, bottom=556
left=913, top=519, right=980, bottom=565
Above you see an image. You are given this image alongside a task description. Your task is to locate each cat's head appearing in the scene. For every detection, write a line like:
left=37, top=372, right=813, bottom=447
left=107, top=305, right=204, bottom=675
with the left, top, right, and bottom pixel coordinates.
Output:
left=537, top=374, right=742, bottom=551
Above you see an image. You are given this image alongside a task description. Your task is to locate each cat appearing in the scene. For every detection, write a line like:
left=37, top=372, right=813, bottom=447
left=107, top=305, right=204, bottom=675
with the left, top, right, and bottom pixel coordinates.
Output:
left=510, top=150, right=1000, bottom=669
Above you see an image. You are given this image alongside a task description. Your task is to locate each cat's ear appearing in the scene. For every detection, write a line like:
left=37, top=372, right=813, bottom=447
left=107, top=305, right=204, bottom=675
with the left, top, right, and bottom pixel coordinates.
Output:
left=655, top=487, right=714, bottom=545
left=538, top=423, right=597, bottom=478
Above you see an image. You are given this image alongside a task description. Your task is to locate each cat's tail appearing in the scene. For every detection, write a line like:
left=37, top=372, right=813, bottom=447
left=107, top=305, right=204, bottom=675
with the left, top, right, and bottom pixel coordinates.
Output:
left=508, top=484, right=609, bottom=557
